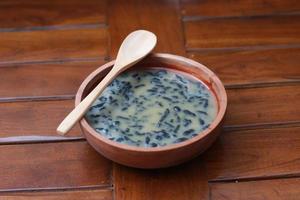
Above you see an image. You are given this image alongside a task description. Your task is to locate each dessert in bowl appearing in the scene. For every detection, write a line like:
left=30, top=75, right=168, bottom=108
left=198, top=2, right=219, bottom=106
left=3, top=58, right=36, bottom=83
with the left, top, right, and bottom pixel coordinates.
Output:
left=76, top=53, right=227, bottom=168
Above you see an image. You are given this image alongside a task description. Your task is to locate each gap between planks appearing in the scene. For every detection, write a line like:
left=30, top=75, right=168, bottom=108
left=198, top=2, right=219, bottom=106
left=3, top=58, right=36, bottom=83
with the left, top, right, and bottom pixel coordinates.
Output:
left=186, top=43, right=300, bottom=53
left=208, top=172, right=300, bottom=183
left=0, top=185, right=113, bottom=194
left=0, top=95, right=75, bottom=103
left=0, top=56, right=108, bottom=67
left=0, top=136, right=85, bottom=145
left=182, top=11, right=300, bottom=22
left=0, top=23, right=107, bottom=33
left=223, top=121, right=300, bottom=132
left=225, top=80, right=300, bottom=89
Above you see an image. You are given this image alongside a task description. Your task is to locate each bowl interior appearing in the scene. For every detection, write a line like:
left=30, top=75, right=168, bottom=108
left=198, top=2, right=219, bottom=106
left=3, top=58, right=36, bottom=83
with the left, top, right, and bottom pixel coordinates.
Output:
left=76, top=53, right=227, bottom=151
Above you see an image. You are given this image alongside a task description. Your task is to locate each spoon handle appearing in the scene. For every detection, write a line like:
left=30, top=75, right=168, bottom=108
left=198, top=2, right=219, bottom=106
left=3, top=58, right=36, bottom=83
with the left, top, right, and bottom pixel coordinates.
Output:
left=57, top=67, right=120, bottom=135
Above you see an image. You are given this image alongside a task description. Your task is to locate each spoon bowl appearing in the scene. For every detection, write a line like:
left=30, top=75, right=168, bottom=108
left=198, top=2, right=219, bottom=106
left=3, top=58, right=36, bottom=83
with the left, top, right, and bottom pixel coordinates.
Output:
left=114, top=30, right=157, bottom=68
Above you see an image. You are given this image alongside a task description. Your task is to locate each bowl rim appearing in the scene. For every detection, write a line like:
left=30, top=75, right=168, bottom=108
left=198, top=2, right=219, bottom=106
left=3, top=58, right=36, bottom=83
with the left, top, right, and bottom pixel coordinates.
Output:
left=76, top=53, right=227, bottom=152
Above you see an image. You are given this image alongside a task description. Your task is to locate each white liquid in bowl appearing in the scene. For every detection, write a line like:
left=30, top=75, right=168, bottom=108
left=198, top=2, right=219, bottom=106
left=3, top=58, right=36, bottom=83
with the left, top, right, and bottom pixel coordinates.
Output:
left=86, top=69, right=217, bottom=147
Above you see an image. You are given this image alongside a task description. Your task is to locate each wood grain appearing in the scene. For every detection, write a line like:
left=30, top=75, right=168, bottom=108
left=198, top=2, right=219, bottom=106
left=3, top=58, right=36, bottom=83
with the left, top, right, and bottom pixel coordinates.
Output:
left=0, top=61, right=104, bottom=98
left=0, top=189, right=112, bottom=200
left=0, top=28, right=108, bottom=64
left=114, top=158, right=209, bottom=200
left=0, top=100, right=82, bottom=138
left=185, top=15, right=300, bottom=49
left=211, top=178, right=300, bottom=200
left=203, top=126, right=300, bottom=180
left=225, top=85, right=300, bottom=126
left=181, top=0, right=300, bottom=18
left=188, top=47, right=300, bottom=86
left=108, top=0, right=185, bottom=57
left=113, top=126, right=300, bottom=199
left=1, top=0, right=298, bottom=199
left=0, top=141, right=111, bottom=191
left=109, top=1, right=203, bottom=198
left=0, top=0, right=107, bottom=29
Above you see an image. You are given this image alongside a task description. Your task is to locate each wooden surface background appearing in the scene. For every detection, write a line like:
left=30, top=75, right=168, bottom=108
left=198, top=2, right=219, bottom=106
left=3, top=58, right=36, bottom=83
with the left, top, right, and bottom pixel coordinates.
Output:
left=0, top=0, right=299, bottom=199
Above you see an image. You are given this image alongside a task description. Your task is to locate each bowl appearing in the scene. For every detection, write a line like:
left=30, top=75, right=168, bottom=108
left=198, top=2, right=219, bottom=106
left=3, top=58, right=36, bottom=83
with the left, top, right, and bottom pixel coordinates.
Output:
left=75, top=53, right=227, bottom=169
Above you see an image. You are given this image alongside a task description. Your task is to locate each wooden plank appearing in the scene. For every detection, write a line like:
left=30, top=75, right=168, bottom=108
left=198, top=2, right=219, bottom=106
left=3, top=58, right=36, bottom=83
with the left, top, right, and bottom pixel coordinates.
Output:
left=211, top=178, right=300, bottom=200
left=0, top=61, right=104, bottom=98
left=0, top=28, right=108, bottom=64
left=0, top=141, right=111, bottom=191
left=225, top=85, right=300, bottom=126
left=0, top=100, right=82, bottom=138
left=114, top=159, right=209, bottom=200
left=203, top=126, right=300, bottom=180
left=0, top=189, right=112, bottom=200
left=108, top=0, right=185, bottom=57
left=0, top=0, right=107, bottom=28
left=109, top=1, right=200, bottom=199
left=188, top=47, right=300, bottom=86
left=184, top=15, right=300, bottom=49
left=181, top=0, right=300, bottom=18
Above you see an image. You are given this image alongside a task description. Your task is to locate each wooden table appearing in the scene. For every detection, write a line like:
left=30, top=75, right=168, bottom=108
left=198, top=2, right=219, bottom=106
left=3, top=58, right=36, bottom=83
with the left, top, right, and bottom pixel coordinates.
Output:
left=0, top=0, right=299, bottom=199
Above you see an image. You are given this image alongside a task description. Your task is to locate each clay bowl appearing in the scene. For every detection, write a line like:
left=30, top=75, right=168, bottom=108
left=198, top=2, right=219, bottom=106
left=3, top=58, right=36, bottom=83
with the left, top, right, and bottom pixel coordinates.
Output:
left=76, top=53, right=227, bottom=169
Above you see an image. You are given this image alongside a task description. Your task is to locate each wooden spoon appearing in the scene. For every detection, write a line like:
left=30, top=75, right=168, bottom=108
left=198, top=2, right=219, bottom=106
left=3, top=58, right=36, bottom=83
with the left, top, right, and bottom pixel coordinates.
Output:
left=57, top=30, right=157, bottom=135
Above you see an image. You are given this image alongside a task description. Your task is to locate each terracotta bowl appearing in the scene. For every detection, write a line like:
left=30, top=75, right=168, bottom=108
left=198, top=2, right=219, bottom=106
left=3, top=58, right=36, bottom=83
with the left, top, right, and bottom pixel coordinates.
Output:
left=75, top=53, right=227, bottom=169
